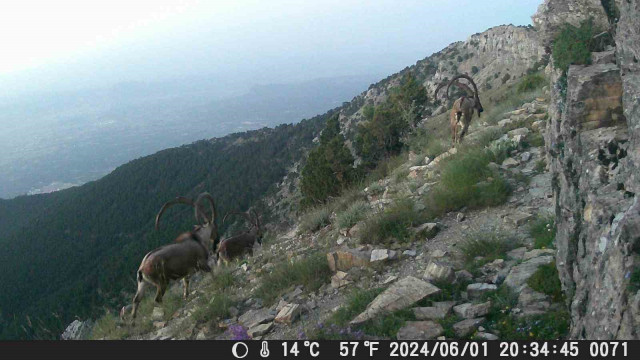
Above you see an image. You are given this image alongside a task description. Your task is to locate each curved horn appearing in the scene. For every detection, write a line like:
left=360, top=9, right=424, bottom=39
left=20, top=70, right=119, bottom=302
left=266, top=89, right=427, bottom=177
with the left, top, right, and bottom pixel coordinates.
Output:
left=155, top=197, right=198, bottom=230
left=449, top=82, right=474, bottom=97
left=434, top=81, right=449, bottom=100
left=223, top=211, right=244, bottom=224
left=251, top=209, right=260, bottom=229
left=195, top=192, right=217, bottom=225
left=446, top=74, right=479, bottom=99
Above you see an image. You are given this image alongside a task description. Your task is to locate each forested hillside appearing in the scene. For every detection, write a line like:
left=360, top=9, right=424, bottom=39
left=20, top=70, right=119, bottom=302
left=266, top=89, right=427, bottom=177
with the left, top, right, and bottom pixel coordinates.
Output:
left=0, top=111, right=331, bottom=339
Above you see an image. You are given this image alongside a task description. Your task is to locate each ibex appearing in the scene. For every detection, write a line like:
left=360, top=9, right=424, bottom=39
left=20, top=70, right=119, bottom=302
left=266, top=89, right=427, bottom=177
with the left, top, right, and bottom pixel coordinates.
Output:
left=434, top=74, right=484, bottom=144
left=130, top=192, right=219, bottom=319
left=217, top=210, right=263, bottom=265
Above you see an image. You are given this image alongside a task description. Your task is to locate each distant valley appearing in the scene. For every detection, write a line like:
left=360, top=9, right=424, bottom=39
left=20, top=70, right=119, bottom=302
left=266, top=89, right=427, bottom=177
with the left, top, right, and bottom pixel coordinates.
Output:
left=0, top=75, right=376, bottom=198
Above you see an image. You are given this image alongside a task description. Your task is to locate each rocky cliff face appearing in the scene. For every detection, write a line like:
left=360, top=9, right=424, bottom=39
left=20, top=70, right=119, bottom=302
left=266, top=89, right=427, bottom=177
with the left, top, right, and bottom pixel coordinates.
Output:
left=543, top=0, right=640, bottom=339
left=339, top=25, right=545, bottom=135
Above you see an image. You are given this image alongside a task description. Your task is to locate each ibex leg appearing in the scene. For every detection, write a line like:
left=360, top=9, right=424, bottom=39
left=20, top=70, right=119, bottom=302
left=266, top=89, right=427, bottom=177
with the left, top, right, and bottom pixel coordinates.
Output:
left=131, top=276, right=147, bottom=319
left=154, top=282, right=167, bottom=303
left=182, top=278, right=190, bottom=300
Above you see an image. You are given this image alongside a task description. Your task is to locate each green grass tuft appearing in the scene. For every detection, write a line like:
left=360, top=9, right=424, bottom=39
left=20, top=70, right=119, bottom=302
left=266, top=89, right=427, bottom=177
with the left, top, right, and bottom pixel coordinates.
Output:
left=298, top=205, right=332, bottom=233
left=517, top=74, right=546, bottom=93
left=335, top=200, right=370, bottom=229
left=423, top=148, right=511, bottom=217
left=529, top=215, right=556, bottom=249
left=90, top=312, right=129, bottom=340
left=458, top=230, right=518, bottom=266
left=255, top=252, right=331, bottom=304
left=527, top=261, right=564, bottom=303
left=358, top=198, right=425, bottom=245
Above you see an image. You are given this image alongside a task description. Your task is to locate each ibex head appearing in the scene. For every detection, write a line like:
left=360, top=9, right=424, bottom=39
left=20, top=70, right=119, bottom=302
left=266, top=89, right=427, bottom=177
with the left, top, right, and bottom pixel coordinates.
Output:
left=445, top=74, right=483, bottom=117
left=223, top=209, right=263, bottom=244
left=155, top=192, right=219, bottom=250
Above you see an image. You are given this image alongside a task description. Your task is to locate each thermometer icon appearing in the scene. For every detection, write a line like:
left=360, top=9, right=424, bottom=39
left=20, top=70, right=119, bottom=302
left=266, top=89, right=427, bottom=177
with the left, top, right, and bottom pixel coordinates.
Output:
left=260, top=341, right=270, bottom=358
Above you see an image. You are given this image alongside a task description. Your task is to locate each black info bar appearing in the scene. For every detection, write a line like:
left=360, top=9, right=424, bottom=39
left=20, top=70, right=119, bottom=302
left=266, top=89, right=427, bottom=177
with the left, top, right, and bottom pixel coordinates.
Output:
left=0, top=340, right=635, bottom=360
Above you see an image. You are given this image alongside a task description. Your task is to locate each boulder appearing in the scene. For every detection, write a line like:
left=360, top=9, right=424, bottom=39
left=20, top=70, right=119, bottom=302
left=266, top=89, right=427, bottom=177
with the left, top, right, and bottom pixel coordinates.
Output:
left=275, top=303, right=301, bottom=324
left=501, top=157, right=519, bottom=168
left=370, top=249, right=397, bottom=262
left=506, top=247, right=527, bottom=260
left=503, top=256, right=554, bottom=291
left=453, top=301, right=492, bottom=319
left=327, top=247, right=371, bottom=272
left=61, top=320, right=92, bottom=340
left=413, top=223, right=439, bottom=239
left=503, top=211, right=533, bottom=226
left=413, top=301, right=454, bottom=320
left=423, top=261, right=455, bottom=282
left=247, top=322, right=273, bottom=338
left=452, top=318, right=485, bottom=337
left=238, top=308, right=275, bottom=329
left=467, top=283, right=498, bottom=299
left=475, top=332, right=499, bottom=340
left=351, top=276, right=440, bottom=324
left=397, top=321, right=444, bottom=340
left=517, top=285, right=551, bottom=316
left=331, top=271, right=352, bottom=288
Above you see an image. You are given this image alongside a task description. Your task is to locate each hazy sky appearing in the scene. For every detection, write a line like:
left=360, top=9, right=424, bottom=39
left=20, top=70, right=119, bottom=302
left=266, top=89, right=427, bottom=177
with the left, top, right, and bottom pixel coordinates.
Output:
left=0, top=0, right=542, bottom=98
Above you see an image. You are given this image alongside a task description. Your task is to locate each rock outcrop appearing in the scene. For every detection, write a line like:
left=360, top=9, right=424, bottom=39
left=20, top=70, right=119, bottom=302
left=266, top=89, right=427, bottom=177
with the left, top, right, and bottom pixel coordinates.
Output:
left=543, top=0, right=640, bottom=340
left=532, top=0, right=609, bottom=49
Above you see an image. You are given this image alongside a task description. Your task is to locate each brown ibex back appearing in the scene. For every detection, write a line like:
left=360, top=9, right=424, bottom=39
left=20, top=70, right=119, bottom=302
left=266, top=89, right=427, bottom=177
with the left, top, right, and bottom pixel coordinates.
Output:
left=217, top=210, right=262, bottom=265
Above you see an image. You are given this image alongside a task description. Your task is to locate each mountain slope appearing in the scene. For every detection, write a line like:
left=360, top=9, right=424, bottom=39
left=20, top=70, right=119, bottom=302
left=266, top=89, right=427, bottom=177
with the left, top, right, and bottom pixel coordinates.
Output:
left=0, top=114, right=331, bottom=339
left=0, top=23, right=544, bottom=340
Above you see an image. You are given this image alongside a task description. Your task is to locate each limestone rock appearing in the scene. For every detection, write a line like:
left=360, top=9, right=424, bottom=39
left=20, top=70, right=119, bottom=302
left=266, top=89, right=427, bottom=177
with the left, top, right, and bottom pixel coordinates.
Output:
left=413, top=223, right=439, bottom=239
left=506, top=247, right=527, bottom=260
left=327, top=247, right=371, bottom=272
left=151, top=307, right=165, bottom=322
left=413, top=301, right=454, bottom=320
left=61, top=320, right=92, bottom=340
left=331, top=271, right=352, bottom=288
left=522, top=248, right=555, bottom=261
left=247, top=322, right=273, bottom=338
left=275, top=303, right=301, bottom=324
left=397, top=321, right=444, bottom=340
left=501, top=158, right=519, bottom=168
left=531, top=0, right=609, bottom=48
left=423, top=261, right=455, bottom=282
left=504, top=211, right=533, bottom=226
left=453, top=301, right=491, bottom=319
left=371, top=249, right=397, bottom=262
left=503, top=256, right=553, bottom=291
left=453, top=318, right=485, bottom=337
left=351, top=276, right=440, bottom=324
left=467, top=283, right=498, bottom=299
left=238, top=308, right=275, bottom=329
left=475, top=332, right=499, bottom=340
left=517, top=285, right=551, bottom=316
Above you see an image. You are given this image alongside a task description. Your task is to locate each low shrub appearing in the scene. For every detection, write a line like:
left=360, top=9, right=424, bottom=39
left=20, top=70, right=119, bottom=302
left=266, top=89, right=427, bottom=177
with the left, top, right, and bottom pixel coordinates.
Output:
left=336, top=200, right=370, bottom=229
left=527, top=261, right=564, bottom=302
left=359, top=198, right=425, bottom=245
left=517, top=74, right=546, bottom=93
left=298, top=205, right=332, bottom=233
left=424, top=148, right=511, bottom=216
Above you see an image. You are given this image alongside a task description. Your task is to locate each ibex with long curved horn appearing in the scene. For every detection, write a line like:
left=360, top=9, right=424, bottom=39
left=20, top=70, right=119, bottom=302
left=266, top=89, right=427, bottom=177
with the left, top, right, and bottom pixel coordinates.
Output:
left=434, top=74, right=484, bottom=144
left=217, top=209, right=263, bottom=265
left=129, top=192, right=219, bottom=319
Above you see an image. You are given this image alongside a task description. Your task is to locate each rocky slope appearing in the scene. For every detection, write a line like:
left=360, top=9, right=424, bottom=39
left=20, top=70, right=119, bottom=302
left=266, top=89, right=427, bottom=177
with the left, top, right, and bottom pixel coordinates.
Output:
left=62, top=0, right=640, bottom=341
